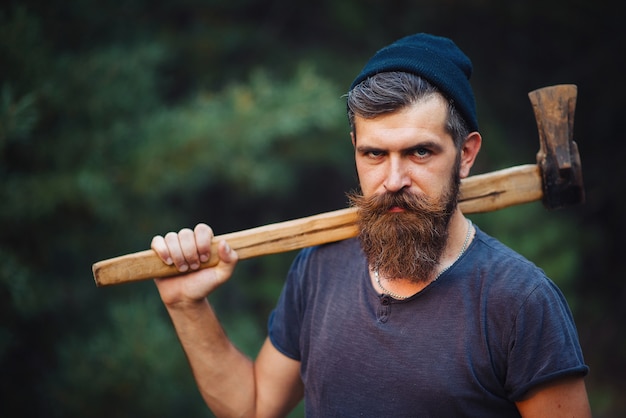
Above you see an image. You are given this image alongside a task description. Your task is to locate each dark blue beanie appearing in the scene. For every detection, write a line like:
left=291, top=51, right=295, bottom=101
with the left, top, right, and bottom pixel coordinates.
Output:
left=350, top=33, right=479, bottom=131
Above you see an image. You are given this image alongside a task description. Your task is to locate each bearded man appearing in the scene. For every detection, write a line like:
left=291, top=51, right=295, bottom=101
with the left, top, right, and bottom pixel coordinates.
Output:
left=150, top=34, right=591, bottom=417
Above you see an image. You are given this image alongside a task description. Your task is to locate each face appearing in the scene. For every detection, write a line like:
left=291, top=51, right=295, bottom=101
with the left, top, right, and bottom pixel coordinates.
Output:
left=352, top=94, right=462, bottom=202
left=350, top=95, right=480, bottom=282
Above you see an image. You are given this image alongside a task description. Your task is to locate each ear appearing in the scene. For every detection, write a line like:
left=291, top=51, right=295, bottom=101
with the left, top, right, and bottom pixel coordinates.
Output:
left=350, top=131, right=356, bottom=147
left=459, top=132, right=482, bottom=179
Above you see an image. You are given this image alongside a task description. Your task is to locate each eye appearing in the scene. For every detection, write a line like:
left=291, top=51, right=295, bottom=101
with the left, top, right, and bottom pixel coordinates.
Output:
left=367, top=150, right=385, bottom=158
left=359, top=148, right=385, bottom=160
left=412, top=147, right=431, bottom=158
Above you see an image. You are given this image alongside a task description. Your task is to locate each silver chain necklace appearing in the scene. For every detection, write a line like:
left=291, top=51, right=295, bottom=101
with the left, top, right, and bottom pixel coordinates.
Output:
left=374, top=219, right=473, bottom=300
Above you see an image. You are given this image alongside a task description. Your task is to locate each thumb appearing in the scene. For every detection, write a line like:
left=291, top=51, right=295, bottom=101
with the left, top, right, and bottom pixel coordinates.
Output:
left=214, top=240, right=239, bottom=278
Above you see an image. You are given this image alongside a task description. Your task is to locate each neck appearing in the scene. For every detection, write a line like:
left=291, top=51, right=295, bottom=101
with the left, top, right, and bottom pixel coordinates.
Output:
left=438, top=210, right=474, bottom=268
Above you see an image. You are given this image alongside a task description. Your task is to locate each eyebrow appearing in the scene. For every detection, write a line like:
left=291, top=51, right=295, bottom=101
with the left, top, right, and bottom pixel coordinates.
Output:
left=356, top=141, right=443, bottom=154
left=355, top=145, right=382, bottom=154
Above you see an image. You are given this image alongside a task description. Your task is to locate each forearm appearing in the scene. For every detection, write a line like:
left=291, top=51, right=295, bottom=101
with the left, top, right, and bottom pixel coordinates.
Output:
left=166, top=298, right=256, bottom=417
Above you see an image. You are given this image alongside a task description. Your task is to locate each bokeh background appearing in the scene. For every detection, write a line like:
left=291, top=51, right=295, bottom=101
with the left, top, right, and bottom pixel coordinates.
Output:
left=1, top=0, right=624, bottom=416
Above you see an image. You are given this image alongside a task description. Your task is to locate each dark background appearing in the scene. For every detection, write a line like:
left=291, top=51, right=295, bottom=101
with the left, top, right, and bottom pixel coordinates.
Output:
left=1, top=0, right=624, bottom=416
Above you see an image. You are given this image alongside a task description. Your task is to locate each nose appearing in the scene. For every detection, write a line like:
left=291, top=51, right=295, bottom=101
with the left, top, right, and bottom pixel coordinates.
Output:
left=384, top=158, right=412, bottom=192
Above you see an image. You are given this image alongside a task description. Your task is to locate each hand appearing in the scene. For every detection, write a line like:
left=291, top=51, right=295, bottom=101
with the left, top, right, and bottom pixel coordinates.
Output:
left=151, top=223, right=238, bottom=307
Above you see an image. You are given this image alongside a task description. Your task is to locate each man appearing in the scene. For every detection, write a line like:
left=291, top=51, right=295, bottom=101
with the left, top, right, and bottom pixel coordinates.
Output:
left=151, top=33, right=591, bottom=417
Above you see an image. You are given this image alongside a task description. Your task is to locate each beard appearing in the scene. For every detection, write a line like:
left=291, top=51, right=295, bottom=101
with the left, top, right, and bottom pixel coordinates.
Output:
left=348, top=169, right=461, bottom=284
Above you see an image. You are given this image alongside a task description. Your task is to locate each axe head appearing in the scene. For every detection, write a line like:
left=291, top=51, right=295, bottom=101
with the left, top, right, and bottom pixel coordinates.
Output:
left=528, top=84, right=585, bottom=210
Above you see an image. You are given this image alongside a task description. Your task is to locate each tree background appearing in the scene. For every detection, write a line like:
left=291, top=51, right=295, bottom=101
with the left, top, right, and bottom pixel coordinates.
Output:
left=1, top=0, right=623, bottom=416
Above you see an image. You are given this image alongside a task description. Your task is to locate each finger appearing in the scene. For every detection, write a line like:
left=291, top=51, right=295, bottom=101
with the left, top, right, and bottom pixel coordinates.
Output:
left=209, top=240, right=238, bottom=286
left=164, top=231, right=189, bottom=272
left=178, top=228, right=201, bottom=270
left=151, top=235, right=173, bottom=265
left=194, top=223, right=213, bottom=263
left=216, top=240, right=239, bottom=274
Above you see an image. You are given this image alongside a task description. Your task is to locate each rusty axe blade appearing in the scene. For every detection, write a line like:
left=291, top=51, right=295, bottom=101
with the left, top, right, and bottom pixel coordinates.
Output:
left=92, top=84, right=584, bottom=287
left=529, top=84, right=584, bottom=209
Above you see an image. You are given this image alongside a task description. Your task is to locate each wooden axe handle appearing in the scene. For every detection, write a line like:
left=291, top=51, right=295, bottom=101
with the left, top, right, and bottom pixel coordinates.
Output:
left=93, top=164, right=541, bottom=286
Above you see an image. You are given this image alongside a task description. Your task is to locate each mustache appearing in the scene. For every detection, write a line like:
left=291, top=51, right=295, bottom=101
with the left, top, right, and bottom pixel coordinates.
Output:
left=347, top=189, right=451, bottom=217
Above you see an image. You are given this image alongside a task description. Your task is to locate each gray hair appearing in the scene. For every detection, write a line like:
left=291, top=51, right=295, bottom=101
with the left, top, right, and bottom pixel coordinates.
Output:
left=346, top=72, right=470, bottom=149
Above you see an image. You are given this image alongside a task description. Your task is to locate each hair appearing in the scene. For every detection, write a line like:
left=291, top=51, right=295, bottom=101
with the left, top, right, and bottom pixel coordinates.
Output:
left=346, top=72, right=470, bottom=150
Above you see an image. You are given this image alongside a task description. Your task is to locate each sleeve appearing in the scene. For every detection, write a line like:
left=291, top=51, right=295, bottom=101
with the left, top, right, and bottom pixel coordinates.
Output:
left=267, top=247, right=312, bottom=361
left=505, top=277, right=589, bottom=400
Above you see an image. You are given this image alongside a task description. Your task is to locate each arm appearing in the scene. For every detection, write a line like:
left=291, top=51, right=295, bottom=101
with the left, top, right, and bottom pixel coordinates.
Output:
left=515, top=376, right=591, bottom=418
left=152, top=224, right=303, bottom=417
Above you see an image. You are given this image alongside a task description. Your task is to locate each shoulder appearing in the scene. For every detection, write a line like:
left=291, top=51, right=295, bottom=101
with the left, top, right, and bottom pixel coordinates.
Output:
left=460, top=226, right=581, bottom=339
left=304, top=237, right=362, bottom=259
left=286, top=238, right=366, bottom=296
left=471, top=227, right=541, bottom=272
left=292, top=238, right=363, bottom=273
left=458, top=226, right=568, bottom=316
left=467, top=227, right=550, bottom=290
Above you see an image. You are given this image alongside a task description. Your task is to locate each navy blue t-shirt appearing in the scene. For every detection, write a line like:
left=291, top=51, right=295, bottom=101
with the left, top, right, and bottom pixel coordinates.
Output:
left=268, top=227, right=588, bottom=417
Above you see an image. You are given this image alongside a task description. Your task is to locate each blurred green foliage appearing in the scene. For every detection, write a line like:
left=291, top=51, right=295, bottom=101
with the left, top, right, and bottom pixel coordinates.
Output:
left=1, top=0, right=624, bottom=417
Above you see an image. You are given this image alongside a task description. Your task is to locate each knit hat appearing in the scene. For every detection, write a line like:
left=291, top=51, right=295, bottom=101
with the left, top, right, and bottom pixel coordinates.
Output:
left=350, top=33, right=478, bottom=131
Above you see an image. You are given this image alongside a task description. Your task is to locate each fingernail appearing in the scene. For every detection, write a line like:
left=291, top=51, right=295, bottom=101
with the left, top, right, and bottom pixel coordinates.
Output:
left=199, top=254, right=209, bottom=263
left=179, top=264, right=189, bottom=272
left=165, top=257, right=173, bottom=265
left=224, top=242, right=231, bottom=252
left=190, top=263, right=199, bottom=270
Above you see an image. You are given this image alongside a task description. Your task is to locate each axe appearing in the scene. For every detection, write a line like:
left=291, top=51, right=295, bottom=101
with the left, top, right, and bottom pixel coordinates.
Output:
left=92, top=84, right=583, bottom=287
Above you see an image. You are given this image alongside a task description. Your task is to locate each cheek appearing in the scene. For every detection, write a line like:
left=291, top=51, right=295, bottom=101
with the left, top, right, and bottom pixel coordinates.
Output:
left=407, top=169, right=449, bottom=198
left=355, top=163, right=380, bottom=195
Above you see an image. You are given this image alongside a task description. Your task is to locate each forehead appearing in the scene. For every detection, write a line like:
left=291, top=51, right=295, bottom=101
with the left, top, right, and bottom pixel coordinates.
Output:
left=353, top=96, right=451, bottom=147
